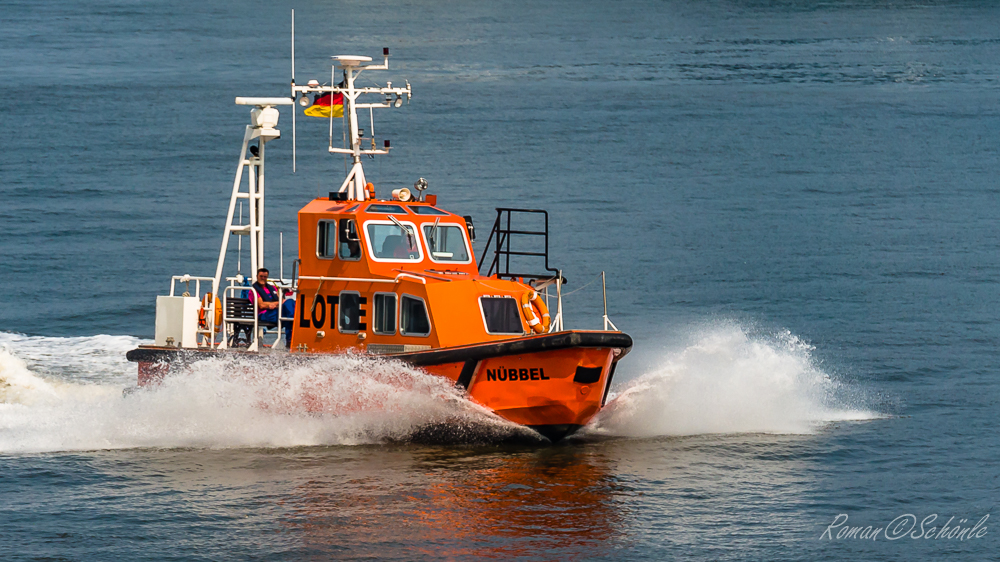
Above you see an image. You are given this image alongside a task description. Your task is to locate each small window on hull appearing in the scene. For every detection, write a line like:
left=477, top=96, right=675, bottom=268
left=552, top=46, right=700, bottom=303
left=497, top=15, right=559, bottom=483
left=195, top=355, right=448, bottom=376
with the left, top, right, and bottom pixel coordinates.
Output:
left=374, top=293, right=397, bottom=335
left=339, top=292, right=362, bottom=333
left=339, top=219, right=361, bottom=260
left=400, top=295, right=430, bottom=336
left=480, top=297, right=523, bottom=334
left=318, top=220, right=336, bottom=258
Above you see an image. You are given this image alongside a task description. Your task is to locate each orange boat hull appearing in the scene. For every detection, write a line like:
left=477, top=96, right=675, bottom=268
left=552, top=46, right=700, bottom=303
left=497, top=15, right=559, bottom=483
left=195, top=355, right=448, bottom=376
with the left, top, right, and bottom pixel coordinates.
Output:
left=420, top=346, right=617, bottom=440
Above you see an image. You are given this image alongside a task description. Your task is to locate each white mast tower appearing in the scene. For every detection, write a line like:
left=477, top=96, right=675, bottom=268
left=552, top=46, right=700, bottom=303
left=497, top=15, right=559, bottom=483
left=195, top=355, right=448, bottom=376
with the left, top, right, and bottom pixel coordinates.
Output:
left=202, top=49, right=411, bottom=349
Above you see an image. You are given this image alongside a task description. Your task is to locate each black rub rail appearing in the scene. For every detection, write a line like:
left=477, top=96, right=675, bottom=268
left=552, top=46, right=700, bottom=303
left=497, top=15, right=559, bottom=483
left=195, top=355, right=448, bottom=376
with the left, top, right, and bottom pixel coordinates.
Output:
left=126, top=331, right=633, bottom=373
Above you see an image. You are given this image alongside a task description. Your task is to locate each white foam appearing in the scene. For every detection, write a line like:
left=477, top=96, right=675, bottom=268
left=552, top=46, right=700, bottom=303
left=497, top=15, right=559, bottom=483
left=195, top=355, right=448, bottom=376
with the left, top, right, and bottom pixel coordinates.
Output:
left=0, top=326, right=879, bottom=452
left=584, top=322, right=879, bottom=438
left=0, top=333, right=521, bottom=453
left=0, top=332, right=143, bottom=385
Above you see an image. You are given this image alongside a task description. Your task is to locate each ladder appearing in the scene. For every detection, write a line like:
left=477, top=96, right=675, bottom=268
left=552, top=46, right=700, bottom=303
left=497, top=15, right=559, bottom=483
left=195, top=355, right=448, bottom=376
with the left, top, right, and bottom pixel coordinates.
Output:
left=208, top=99, right=288, bottom=349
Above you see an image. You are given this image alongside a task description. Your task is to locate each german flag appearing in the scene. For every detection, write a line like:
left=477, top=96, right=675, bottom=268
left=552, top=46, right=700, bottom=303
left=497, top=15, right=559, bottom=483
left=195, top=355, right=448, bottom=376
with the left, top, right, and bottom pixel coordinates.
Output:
left=304, top=92, right=344, bottom=118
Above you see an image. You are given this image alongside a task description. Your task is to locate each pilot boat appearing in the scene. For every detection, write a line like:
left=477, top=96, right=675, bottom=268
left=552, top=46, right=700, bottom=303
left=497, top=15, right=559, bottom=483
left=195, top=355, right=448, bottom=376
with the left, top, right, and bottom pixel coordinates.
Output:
left=126, top=48, right=632, bottom=442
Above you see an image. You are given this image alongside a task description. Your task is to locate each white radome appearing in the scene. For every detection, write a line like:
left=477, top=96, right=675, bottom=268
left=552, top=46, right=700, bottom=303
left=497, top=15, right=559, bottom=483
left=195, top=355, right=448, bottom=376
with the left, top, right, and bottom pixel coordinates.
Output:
left=331, top=55, right=372, bottom=67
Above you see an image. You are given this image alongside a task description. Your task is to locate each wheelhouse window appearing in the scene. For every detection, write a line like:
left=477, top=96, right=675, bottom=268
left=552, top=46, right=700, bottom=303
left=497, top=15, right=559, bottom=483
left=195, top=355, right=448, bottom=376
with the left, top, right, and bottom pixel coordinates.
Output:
left=365, top=222, right=422, bottom=261
left=422, top=223, right=471, bottom=263
left=410, top=206, right=448, bottom=216
left=317, top=220, right=336, bottom=258
left=339, top=219, right=361, bottom=260
left=338, top=291, right=362, bottom=333
left=366, top=204, right=409, bottom=215
left=480, top=297, right=524, bottom=334
left=400, top=295, right=430, bottom=336
left=373, top=293, right=397, bottom=335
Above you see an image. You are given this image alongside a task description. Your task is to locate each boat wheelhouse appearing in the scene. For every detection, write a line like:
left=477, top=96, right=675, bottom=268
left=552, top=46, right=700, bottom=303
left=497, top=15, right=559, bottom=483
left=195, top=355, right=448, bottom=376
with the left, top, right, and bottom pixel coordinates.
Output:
left=127, top=44, right=632, bottom=441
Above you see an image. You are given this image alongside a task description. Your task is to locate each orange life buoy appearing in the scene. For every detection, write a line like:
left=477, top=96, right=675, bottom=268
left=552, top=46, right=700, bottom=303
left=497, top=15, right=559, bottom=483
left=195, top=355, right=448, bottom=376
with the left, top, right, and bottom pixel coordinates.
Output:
left=199, top=293, right=223, bottom=332
left=520, top=290, right=551, bottom=334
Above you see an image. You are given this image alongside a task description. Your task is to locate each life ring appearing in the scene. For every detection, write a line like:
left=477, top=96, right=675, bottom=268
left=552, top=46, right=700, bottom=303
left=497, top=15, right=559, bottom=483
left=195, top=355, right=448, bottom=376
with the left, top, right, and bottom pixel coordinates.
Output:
left=520, top=290, right=551, bottom=334
left=199, top=293, right=223, bottom=332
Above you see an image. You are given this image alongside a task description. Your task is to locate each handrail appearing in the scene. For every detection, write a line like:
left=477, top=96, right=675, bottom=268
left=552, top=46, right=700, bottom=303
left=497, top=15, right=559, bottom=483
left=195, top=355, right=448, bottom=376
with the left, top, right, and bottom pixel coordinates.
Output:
left=218, top=283, right=293, bottom=350
left=394, top=273, right=427, bottom=285
left=221, top=284, right=260, bottom=351
left=169, top=275, right=215, bottom=297
left=298, top=275, right=394, bottom=283
left=297, top=274, right=426, bottom=285
left=392, top=269, right=454, bottom=282
left=479, top=208, right=560, bottom=281
left=166, top=271, right=294, bottom=350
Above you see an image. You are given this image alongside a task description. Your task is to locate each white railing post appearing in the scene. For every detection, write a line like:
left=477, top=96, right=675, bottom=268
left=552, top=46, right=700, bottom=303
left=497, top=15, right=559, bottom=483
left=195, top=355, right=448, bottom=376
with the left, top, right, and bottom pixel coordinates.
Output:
left=554, top=269, right=564, bottom=332
left=601, top=271, right=618, bottom=332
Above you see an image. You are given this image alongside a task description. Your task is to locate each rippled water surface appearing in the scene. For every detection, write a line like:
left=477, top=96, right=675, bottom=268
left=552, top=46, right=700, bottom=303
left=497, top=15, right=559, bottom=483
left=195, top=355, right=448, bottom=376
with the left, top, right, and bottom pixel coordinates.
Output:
left=2, top=1, right=999, bottom=560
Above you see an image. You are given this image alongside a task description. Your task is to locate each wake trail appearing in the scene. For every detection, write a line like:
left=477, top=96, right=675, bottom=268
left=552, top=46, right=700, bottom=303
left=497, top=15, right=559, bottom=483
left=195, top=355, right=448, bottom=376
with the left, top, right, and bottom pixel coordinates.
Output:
left=583, top=322, right=879, bottom=438
left=0, top=333, right=537, bottom=453
left=0, top=325, right=880, bottom=452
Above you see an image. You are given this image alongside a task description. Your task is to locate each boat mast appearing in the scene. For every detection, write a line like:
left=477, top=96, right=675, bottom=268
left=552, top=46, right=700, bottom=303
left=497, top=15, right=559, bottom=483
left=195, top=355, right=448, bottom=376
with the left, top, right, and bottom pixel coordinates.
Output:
left=291, top=51, right=412, bottom=201
left=209, top=97, right=292, bottom=347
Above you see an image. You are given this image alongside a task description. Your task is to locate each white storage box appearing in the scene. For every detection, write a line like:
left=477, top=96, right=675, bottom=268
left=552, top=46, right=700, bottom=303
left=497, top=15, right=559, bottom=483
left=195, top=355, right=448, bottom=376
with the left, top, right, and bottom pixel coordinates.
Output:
left=154, top=296, right=200, bottom=348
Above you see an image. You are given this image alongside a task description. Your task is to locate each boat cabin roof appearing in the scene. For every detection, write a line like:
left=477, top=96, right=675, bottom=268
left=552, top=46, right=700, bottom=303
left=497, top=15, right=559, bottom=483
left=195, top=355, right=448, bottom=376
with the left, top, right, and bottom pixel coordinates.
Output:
left=299, top=197, right=453, bottom=218
left=298, top=196, right=480, bottom=278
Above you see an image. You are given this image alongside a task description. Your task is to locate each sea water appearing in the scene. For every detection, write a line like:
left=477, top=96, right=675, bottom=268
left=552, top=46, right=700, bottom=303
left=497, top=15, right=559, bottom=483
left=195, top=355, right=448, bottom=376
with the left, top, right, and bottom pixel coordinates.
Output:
left=2, top=1, right=998, bottom=560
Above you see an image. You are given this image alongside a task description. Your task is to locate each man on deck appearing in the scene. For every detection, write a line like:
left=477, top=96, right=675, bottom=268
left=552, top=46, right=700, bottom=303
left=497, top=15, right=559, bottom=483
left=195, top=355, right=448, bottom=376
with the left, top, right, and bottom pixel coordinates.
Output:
left=250, top=267, right=295, bottom=348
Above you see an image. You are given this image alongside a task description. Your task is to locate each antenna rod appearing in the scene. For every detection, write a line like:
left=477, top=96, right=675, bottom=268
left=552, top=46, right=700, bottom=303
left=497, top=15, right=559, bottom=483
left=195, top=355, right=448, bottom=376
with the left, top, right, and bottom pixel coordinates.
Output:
left=291, top=9, right=297, bottom=173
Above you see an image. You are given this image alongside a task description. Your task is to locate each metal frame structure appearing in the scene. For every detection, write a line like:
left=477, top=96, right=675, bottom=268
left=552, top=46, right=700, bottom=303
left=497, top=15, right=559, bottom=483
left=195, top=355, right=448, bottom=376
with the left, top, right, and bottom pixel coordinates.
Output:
left=291, top=52, right=412, bottom=201
left=478, top=208, right=560, bottom=281
left=477, top=208, right=570, bottom=332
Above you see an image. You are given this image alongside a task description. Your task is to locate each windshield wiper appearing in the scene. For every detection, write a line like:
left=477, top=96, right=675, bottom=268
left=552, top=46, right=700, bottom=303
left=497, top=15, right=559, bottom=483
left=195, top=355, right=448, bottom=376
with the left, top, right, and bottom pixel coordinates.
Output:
left=388, top=215, right=415, bottom=249
left=429, top=217, right=440, bottom=250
